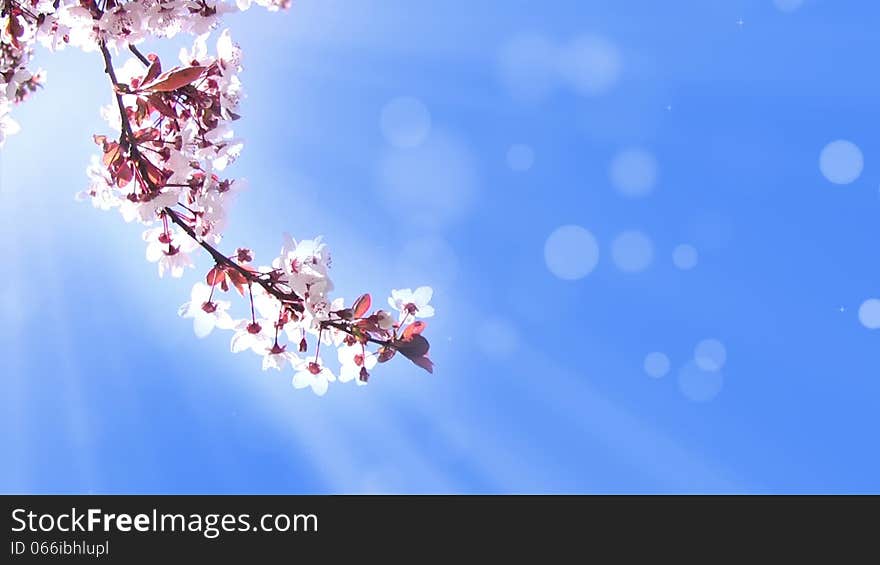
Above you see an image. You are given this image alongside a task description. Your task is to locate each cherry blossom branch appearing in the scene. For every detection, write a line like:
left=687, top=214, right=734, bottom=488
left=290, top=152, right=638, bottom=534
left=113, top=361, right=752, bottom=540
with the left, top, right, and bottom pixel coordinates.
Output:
left=128, top=44, right=150, bottom=66
left=96, top=37, right=433, bottom=375
left=3, top=0, right=435, bottom=393
left=99, top=40, right=302, bottom=305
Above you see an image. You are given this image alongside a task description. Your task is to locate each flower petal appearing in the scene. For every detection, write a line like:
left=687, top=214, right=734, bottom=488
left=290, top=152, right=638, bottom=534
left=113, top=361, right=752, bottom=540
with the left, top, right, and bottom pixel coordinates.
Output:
left=413, top=286, right=433, bottom=305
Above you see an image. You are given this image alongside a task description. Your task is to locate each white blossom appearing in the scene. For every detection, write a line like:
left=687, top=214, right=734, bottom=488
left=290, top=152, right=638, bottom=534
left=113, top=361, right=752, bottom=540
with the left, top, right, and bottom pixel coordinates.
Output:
left=178, top=282, right=235, bottom=338
left=388, top=287, right=435, bottom=320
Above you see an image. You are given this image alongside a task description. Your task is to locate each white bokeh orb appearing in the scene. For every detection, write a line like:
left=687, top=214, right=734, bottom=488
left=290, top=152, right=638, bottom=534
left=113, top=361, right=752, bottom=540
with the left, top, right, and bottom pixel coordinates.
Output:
left=609, top=148, right=658, bottom=198
left=610, top=230, right=654, bottom=273
left=672, top=244, right=699, bottom=271
left=694, top=338, right=727, bottom=371
left=677, top=361, right=724, bottom=402
left=557, top=34, right=622, bottom=96
left=644, top=352, right=671, bottom=379
left=858, top=299, right=880, bottom=330
left=380, top=96, right=432, bottom=149
left=819, top=140, right=863, bottom=185
left=507, top=144, right=535, bottom=172
left=773, top=0, right=804, bottom=13
left=544, top=225, right=600, bottom=280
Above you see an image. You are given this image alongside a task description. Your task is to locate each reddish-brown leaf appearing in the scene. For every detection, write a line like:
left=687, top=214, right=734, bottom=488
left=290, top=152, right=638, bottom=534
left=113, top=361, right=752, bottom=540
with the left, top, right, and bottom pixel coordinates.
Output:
left=144, top=160, right=167, bottom=189
left=7, top=16, right=24, bottom=49
left=101, top=141, right=120, bottom=168
left=410, top=356, right=434, bottom=374
left=140, top=65, right=206, bottom=93
left=377, top=346, right=396, bottom=363
left=333, top=308, right=354, bottom=321
left=356, top=318, right=381, bottom=334
left=142, top=55, right=163, bottom=85
left=116, top=161, right=133, bottom=187
left=401, top=321, right=427, bottom=341
left=133, top=127, right=160, bottom=143
left=147, top=93, right=177, bottom=119
left=134, top=97, right=149, bottom=126
left=206, top=266, right=225, bottom=285
left=395, top=334, right=430, bottom=360
left=352, top=293, right=371, bottom=319
left=226, top=268, right=249, bottom=296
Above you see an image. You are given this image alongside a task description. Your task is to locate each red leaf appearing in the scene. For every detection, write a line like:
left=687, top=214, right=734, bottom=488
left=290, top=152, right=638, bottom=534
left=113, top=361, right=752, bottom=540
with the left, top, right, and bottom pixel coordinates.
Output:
left=226, top=268, right=249, bottom=296
left=410, top=356, right=434, bottom=374
left=142, top=55, right=162, bottom=85
left=377, top=346, right=396, bottom=363
left=134, top=97, right=149, bottom=126
left=401, top=321, right=426, bottom=341
left=116, top=161, right=133, bottom=187
left=147, top=93, right=177, bottom=119
left=133, top=127, right=160, bottom=143
left=395, top=333, right=435, bottom=374
left=7, top=16, right=24, bottom=49
left=144, top=160, right=168, bottom=189
left=140, top=65, right=206, bottom=93
left=352, top=293, right=371, bottom=319
left=395, top=334, right=430, bottom=360
left=101, top=141, right=120, bottom=168
left=206, top=266, right=226, bottom=285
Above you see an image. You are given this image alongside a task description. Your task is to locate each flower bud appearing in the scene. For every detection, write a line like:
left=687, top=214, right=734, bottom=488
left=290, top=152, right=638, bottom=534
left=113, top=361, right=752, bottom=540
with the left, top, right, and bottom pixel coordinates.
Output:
left=377, top=346, right=396, bottom=363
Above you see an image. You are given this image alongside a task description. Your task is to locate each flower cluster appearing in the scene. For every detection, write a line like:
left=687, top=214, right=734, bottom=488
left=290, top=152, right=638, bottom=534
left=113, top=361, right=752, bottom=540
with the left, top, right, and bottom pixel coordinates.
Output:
left=2, top=0, right=435, bottom=394
left=0, top=0, right=289, bottom=145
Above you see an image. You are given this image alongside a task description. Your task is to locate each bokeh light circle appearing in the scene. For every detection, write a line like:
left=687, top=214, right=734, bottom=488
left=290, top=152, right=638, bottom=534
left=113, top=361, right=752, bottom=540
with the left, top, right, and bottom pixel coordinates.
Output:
left=694, top=338, right=727, bottom=371
left=672, top=244, right=699, bottom=271
left=858, top=299, right=880, bottom=329
left=609, top=148, right=658, bottom=198
left=644, top=352, right=670, bottom=379
left=773, top=0, right=804, bottom=13
left=819, top=140, right=863, bottom=185
left=544, top=225, right=600, bottom=280
left=557, top=34, right=622, bottom=96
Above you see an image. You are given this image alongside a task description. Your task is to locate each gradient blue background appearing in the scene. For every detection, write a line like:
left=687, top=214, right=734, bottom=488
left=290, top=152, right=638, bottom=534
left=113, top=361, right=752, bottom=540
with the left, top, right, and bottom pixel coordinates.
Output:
left=2, top=0, right=879, bottom=493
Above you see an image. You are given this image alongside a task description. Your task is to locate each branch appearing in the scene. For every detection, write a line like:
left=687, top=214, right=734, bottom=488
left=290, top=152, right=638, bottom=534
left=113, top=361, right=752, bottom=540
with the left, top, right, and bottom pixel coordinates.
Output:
left=128, top=44, right=150, bottom=66
left=97, top=40, right=400, bottom=352
left=99, top=41, right=302, bottom=300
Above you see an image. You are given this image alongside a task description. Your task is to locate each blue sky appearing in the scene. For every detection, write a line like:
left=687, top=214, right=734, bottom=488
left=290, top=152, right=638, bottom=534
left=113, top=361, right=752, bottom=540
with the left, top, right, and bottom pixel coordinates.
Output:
left=1, top=0, right=879, bottom=493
